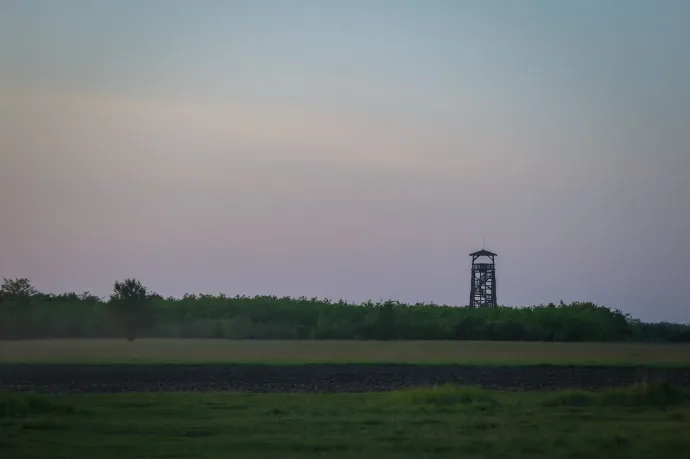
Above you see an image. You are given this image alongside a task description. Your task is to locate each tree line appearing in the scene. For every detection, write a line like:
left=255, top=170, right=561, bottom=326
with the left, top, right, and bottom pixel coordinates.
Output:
left=1, top=277, right=689, bottom=342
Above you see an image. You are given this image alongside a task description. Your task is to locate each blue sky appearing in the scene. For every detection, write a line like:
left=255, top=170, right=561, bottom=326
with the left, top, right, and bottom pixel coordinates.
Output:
left=1, top=0, right=689, bottom=321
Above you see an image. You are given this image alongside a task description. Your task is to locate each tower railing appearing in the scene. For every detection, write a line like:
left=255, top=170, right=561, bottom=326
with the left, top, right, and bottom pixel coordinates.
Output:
left=472, top=263, right=495, bottom=270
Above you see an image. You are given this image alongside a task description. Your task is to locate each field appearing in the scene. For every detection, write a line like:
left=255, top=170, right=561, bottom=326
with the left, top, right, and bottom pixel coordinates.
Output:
left=3, top=338, right=690, bottom=366
left=2, top=385, right=690, bottom=459
left=2, top=339, right=690, bottom=394
left=3, top=339, right=690, bottom=457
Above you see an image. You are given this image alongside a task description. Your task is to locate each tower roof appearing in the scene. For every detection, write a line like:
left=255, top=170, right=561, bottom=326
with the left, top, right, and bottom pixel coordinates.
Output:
left=470, top=249, right=497, bottom=257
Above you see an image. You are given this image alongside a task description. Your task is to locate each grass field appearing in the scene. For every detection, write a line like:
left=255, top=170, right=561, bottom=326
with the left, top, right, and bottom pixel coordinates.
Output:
left=2, top=384, right=690, bottom=458
left=2, top=339, right=690, bottom=366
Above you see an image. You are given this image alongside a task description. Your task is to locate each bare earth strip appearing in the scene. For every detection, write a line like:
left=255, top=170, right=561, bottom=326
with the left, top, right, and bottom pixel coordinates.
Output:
left=2, top=340, right=690, bottom=394
left=2, top=339, right=690, bottom=366
left=2, top=364, right=690, bottom=394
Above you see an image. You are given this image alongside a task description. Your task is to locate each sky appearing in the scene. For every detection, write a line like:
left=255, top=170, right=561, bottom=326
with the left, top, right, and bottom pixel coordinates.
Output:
left=1, top=0, right=689, bottom=322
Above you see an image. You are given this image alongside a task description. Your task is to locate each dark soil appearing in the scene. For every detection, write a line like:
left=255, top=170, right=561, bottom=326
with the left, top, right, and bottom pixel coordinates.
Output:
left=1, top=364, right=689, bottom=394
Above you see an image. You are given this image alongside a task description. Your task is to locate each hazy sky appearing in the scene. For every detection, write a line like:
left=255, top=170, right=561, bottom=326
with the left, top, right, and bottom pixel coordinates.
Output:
left=1, top=0, right=689, bottom=322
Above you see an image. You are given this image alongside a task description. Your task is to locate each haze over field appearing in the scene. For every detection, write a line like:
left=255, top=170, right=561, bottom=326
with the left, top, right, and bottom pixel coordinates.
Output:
left=1, top=0, right=689, bottom=322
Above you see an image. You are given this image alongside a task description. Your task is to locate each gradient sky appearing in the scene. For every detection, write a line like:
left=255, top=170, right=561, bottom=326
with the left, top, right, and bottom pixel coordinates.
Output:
left=1, top=0, right=689, bottom=322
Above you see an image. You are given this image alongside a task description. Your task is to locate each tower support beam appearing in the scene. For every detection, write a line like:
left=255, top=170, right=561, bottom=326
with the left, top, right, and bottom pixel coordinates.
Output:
left=469, top=249, right=497, bottom=308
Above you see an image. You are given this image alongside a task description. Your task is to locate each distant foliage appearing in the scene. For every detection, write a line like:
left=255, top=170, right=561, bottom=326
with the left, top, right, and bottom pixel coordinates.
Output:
left=1, top=278, right=38, bottom=297
left=0, top=278, right=689, bottom=342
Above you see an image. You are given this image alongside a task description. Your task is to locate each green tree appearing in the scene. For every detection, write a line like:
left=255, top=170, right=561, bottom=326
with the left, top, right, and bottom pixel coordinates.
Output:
left=108, top=278, right=156, bottom=341
left=0, top=278, right=39, bottom=339
left=1, top=277, right=38, bottom=297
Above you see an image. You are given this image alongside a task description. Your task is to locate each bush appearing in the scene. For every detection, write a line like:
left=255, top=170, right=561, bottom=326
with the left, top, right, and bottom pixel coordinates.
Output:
left=542, top=382, right=690, bottom=408
left=542, top=390, right=596, bottom=407
left=391, top=385, right=499, bottom=407
left=598, top=381, right=689, bottom=407
left=0, top=392, right=74, bottom=418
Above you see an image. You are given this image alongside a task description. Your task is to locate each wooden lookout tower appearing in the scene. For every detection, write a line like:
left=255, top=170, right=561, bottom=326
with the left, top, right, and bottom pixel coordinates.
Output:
left=469, top=249, right=497, bottom=308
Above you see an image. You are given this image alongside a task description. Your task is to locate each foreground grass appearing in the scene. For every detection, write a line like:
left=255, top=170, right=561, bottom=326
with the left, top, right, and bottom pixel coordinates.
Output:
left=1, top=383, right=689, bottom=458
left=2, top=339, right=690, bottom=366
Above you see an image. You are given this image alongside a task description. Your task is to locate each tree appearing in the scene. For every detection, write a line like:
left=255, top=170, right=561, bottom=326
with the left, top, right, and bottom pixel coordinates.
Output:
left=0, top=278, right=39, bottom=339
left=77, top=291, right=102, bottom=302
left=110, top=278, right=148, bottom=303
left=1, top=277, right=38, bottom=297
left=108, top=278, right=156, bottom=341
left=365, top=300, right=397, bottom=340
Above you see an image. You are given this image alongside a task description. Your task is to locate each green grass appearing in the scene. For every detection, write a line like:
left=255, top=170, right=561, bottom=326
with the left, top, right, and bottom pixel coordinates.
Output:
left=1, top=384, right=689, bottom=458
left=2, top=339, right=690, bottom=366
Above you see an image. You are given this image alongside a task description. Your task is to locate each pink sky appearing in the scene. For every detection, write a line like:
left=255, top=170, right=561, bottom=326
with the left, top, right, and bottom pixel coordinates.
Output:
left=1, top=1, right=689, bottom=322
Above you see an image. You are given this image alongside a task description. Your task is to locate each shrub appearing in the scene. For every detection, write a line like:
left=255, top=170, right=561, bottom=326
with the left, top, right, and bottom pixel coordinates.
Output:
left=598, top=381, right=688, bottom=407
left=542, top=390, right=596, bottom=407
left=0, top=392, right=74, bottom=418
left=391, top=385, right=500, bottom=407
left=542, top=382, right=690, bottom=408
